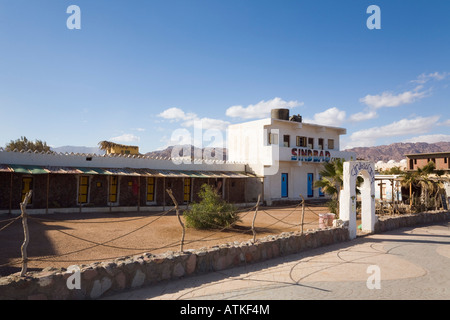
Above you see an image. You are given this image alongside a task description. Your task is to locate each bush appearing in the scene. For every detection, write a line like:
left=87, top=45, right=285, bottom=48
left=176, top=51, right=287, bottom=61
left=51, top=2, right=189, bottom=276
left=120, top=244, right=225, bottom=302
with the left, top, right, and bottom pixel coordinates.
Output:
left=325, top=199, right=339, bottom=218
left=184, top=184, right=240, bottom=229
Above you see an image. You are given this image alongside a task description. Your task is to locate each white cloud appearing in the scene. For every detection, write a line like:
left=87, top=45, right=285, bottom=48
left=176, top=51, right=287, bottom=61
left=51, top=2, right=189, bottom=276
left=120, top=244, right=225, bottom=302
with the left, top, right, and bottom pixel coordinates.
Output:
left=110, top=133, right=140, bottom=143
left=404, top=134, right=450, bottom=144
left=359, top=87, right=427, bottom=109
left=225, top=97, right=304, bottom=119
left=360, top=72, right=448, bottom=110
left=438, top=119, right=450, bottom=126
left=411, top=71, right=448, bottom=84
left=158, top=108, right=230, bottom=136
left=158, top=107, right=197, bottom=122
left=348, top=110, right=378, bottom=122
left=158, top=107, right=230, bottom=131
left=345, top=115, right=441, bottom=148
left=185, top=117, right=230, bottom=131
left=304, top=107, right=346, bottom=127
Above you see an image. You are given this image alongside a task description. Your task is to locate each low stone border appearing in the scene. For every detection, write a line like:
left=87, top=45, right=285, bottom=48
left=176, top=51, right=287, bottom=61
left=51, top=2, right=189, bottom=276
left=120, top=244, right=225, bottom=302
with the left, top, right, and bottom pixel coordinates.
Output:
left=1, top=210, right=449, bottom=300
left=0, top=227, right=349, bottom=300
left=374, top=210, right=450, bottom=233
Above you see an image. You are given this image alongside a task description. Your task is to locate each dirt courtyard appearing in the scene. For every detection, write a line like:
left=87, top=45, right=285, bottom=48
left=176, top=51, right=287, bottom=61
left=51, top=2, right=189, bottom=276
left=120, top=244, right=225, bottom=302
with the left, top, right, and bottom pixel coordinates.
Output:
left=0, top=204, right=332, bottom=277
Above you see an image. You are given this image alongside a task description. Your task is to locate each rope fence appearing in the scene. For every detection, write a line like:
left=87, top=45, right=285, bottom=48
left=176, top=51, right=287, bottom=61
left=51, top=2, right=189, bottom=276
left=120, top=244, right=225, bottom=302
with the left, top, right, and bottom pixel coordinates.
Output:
left=0, top=189, right=332, bottom=277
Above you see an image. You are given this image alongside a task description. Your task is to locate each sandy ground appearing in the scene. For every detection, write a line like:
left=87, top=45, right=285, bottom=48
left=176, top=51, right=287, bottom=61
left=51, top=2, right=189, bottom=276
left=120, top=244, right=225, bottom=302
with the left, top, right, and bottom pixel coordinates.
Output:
left=0, top=204, right=332, bottom=277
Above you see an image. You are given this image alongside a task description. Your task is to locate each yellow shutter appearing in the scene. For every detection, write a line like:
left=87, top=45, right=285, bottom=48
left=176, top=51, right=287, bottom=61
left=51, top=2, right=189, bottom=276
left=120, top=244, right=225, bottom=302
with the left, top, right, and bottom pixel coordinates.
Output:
left=147, top=177, right=155, bottom=202
left=78, top=176, right=89, bottom=204
left=21, top=177, right=33, bottom=204
left=109, top=176, right=118, bottom=203
left=184, top=178, right=191, bottom=202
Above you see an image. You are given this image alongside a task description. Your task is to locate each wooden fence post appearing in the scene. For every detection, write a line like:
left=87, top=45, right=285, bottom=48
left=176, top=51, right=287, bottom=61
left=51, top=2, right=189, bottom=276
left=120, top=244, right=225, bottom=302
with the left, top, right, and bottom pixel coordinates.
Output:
left=299, top=194, right=305, bottom=235
left=20, top=190, right=33, bottom=277
left=251, top=194, right=261, bottom=243
left=166, top=188, right=185, bottom=252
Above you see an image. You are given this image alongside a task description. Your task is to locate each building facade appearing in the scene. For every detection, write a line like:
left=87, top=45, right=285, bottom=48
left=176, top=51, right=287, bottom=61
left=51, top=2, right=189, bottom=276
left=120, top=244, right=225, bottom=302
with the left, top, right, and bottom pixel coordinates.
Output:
left=227, top=109, right=356, bottom=205
left=99, top=141, right=140, bottom=155
left=0, top=150, right=256, bottom=214
left=1, top=109, right=359, bottom=213
left=406, top=152, right=450, bottom=172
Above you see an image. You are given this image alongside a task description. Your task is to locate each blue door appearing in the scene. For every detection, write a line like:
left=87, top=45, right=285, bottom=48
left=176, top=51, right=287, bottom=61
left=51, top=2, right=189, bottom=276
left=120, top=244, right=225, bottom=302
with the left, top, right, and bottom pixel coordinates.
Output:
left=281, top=173, right=288, bottom=198
left=318, top=174, right=324, bottom=197
left=307, top=173, right=314, bottom=197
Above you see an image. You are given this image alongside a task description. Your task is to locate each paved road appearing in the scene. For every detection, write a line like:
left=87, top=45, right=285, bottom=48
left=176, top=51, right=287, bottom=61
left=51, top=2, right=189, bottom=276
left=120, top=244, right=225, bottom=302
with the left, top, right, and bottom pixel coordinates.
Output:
left=105, top=221, right=450, bottom=300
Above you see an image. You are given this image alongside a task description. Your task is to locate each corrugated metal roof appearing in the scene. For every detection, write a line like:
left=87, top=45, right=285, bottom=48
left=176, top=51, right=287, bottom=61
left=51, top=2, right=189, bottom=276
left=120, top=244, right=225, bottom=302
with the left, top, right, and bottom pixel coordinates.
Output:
left=0, top=164, right=259, bottom=178
left=8, top=164, right=49, bottom=174
left=0, top=164, right=12, bottom=173
left=45, top=166, right=81, bottom=174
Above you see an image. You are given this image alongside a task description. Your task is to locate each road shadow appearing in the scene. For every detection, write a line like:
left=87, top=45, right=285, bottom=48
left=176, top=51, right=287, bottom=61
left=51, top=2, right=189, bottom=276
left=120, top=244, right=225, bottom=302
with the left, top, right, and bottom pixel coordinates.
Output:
left=0, top=217, right=71, bottom=277
left=103, top=220, right=450, bottom=300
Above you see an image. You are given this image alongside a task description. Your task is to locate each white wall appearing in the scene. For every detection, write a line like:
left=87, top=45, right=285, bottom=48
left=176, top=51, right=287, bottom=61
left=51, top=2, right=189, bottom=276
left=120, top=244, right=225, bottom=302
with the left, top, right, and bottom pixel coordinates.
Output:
left=0, top=149, right=247, bottom=172
left=228, top=117, right=355, bottom=203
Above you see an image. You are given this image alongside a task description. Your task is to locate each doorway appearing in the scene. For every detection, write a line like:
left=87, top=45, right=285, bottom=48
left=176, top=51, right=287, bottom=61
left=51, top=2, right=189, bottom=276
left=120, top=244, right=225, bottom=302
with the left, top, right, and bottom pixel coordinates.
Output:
left=281, top=173, right=288, bottom=198
left=307, top=173, right=314, bottom=197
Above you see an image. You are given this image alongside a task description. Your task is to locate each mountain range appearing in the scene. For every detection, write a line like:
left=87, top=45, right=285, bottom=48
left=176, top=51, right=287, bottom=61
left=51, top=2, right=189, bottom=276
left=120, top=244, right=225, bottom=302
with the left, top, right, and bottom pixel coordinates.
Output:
left=51, top=141, right=450, bottom=163
left=343, top=141, right=450, bottom=162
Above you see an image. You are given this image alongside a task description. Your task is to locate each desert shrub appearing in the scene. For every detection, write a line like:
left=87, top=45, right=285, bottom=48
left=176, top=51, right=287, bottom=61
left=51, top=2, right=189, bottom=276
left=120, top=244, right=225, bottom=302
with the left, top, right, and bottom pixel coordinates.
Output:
left=325, top=199, right=339, bottom=217
left=184, top=184, right=240, bottom=229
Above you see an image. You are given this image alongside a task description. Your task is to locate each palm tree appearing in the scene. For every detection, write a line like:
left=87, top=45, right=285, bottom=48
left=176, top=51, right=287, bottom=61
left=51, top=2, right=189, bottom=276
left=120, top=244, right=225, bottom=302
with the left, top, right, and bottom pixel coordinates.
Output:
left=402, top=161, right=445, bottom=210
left=315, top=158, right=364, bottom=217
left=314, top=158, right=345, bottom=216
left=315, top=158, right=344, bottom=198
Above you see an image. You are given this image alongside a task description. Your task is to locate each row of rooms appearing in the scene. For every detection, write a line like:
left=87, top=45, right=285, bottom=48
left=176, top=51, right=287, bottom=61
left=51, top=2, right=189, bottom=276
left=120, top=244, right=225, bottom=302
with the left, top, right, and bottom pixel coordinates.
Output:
left=407, top=156, right=450, bottom=171
left=267, top=131, right=336, bottom=150
left=0, top=172, right=248, bottom=212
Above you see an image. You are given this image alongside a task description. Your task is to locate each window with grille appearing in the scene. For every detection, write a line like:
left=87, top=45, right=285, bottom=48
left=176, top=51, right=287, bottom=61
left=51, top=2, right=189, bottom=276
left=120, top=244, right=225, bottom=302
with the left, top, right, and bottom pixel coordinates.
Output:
left=21, top=177, right=33, bottom=204
left=184, top=178, right=191, bottom=203
left=109, top=176, right=118, bottom=203
left=78, top=176, right=89, bottom=204
left=147, top=177, right=155, bottom=202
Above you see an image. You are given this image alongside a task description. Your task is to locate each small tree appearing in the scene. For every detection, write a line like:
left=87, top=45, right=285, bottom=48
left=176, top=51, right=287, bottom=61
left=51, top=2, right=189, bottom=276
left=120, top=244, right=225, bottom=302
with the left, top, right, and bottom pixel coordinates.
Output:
left=184, top=184, right=240, bottom=229
left=6, top=136, right=52, bottom=153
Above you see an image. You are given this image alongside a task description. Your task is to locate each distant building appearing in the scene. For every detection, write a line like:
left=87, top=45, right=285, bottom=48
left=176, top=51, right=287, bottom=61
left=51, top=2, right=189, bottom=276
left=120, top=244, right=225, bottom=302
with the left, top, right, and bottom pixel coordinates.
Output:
left=375, top=159, right=407, bottom=172
left=99, top=141, right=140, bottom=155
left=374, top=174, right=402, bottom=202
left=406, top=152, right=450, bottom=171
left=405, top=151, right=450, bottom=207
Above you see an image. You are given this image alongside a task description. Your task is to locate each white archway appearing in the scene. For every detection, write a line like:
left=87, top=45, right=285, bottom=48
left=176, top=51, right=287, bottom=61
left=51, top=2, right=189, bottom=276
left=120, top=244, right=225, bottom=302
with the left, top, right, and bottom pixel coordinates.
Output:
left=339, top=161, right=376, bottom=239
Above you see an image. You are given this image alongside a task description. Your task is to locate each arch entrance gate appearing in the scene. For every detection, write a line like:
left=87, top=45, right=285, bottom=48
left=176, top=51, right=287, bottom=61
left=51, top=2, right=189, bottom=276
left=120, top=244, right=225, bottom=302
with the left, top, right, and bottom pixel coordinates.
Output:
left=339, top=161, right=376, bottom=239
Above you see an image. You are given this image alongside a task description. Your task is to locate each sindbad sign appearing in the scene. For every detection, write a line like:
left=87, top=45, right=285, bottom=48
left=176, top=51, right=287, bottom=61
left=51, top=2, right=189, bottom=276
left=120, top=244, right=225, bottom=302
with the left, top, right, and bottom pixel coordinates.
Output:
left=291, top=148, right=331, bottom=163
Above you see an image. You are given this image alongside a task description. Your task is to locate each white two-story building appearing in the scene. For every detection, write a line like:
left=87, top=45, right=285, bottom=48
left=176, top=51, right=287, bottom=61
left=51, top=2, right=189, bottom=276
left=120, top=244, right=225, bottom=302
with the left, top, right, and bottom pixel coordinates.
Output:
left=227, top=109, right=356, bottom=205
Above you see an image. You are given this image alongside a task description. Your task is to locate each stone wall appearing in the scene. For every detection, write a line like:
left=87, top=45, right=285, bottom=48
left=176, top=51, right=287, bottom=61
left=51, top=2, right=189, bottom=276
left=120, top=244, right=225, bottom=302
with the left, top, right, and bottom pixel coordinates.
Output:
left=374, top=211, right=450, bottom=233
left=1, top=211, right=449, bottom=300
left=0, top=227, right=349, bottom=300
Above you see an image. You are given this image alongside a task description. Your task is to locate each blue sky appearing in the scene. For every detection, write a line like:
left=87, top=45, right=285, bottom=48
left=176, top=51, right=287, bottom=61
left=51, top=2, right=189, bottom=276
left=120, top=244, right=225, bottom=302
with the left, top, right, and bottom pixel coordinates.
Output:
left=0, top=0, right=449, bottom=153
